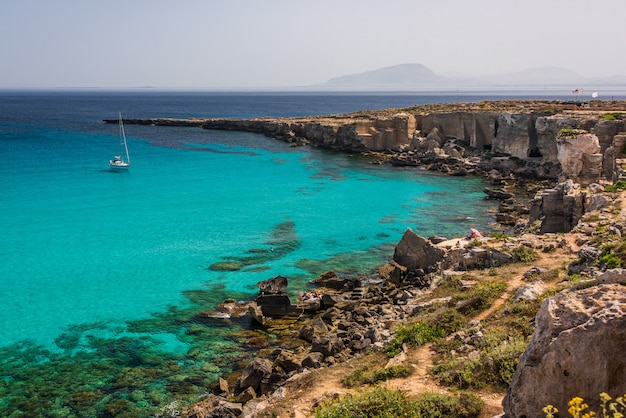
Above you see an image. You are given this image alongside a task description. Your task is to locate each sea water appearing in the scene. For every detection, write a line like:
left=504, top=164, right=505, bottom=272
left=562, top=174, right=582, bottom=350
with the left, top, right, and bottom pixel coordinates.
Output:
left=0, top=90, right=608, bottom=416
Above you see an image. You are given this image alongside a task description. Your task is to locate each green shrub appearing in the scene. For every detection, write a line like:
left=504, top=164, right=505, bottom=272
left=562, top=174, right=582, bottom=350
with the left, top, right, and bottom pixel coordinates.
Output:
left=453, top=280, right=508, bottom=314
left=596, top=241, right=626, bottom=268
left=489, top=232, right=509, bottom=240
left=384, top=321, right=447, bottom=358
left=598, top=253, right=623, bottom=268
left=432, top=332, right=528, bottom=390
left=314, top=387, right=484, bottom=418
left=341, top=364, right=414, bottom=388
left=385, top=308, right=467, bottom=357
left=511, top=245, right=540, bottom=262
left=604, top=179, right=626, bottom=192
left=314, top=387, right=416, bottom=418
left=599, top=112, right=623, bottom=121
left=413, top=392, right=484, bottom=418
left=557, top=128, right=583, bottom=138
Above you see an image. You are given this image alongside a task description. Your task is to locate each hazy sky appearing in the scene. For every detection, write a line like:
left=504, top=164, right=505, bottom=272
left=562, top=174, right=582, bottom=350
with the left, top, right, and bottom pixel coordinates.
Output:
left=1, top=0, right=625, bottom=89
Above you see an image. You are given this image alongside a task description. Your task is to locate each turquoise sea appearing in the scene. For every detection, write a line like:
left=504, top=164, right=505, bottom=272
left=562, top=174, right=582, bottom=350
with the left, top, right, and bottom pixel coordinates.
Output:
left=0, top=90, right=612, bottom=416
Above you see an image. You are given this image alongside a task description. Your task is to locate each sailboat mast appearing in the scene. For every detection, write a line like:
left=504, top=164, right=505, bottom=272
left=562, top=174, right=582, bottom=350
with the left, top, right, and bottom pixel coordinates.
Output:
left=118, top=112, right=130, bottom=164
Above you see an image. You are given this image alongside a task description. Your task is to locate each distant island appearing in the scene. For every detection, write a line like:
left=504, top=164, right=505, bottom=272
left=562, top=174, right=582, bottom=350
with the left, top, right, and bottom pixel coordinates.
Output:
left=311, top=63, right=626, bottom=91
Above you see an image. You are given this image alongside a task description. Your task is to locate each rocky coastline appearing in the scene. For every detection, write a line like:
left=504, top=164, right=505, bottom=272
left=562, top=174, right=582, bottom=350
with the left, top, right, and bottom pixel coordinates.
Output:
left=110, top=100, right=626, bottom=417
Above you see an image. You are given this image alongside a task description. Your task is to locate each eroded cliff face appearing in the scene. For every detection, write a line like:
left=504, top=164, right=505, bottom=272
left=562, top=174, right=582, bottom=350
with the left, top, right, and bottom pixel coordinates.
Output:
left=416, top=111, right=498, bottom=150
left=116, top=102, right=626, bottom=186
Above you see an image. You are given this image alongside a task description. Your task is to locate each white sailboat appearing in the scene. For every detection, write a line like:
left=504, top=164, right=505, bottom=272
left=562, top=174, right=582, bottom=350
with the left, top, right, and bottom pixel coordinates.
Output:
left=109, top=112, right=131, bottom=169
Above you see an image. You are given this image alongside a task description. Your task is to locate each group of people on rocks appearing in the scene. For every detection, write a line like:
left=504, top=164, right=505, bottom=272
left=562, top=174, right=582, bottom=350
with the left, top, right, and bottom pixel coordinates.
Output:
left=301, top=289, right=321, bottom=301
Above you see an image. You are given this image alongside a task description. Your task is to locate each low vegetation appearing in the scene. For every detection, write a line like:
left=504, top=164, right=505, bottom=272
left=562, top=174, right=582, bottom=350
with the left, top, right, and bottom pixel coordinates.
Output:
left=604, top=179, right=626, bottom=192
left=384, top=308, right=466, bottom=357
left=558, top=128, right=584, bottom=138
left=599, top=112, right=624, bottom=121
left=341, top=364, right=413, bottom=388
left=314, top=387, right=484, bottom=418
left=431, top=331, right=529, bottom=390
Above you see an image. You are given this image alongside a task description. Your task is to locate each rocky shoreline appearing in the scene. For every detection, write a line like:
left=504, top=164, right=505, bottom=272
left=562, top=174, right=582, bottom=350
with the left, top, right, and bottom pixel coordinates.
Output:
left=111, top=100, right=626, bottom=233
left=112, top=100, right=626, bottom=417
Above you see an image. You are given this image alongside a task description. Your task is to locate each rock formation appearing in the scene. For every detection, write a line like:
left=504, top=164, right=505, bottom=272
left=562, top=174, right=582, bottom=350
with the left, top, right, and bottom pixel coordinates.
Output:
left=391, top=228, right=445, bottom=278
left=529, top=180, right=585, bottom=233
left=503, top=280, right=626, bottom=418
left=556, top=130, right=602, bottom=186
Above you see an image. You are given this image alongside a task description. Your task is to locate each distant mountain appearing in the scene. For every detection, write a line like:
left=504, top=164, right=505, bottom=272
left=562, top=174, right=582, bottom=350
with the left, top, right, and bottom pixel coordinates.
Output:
left=323, top=63, right=448, bottom=88
left=314, top=63, right=626, bottom=90
left=319, top=63, right=474, bottom=90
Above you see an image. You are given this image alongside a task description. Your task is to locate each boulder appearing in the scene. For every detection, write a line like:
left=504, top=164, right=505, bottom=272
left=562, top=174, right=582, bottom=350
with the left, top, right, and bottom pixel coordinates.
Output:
left=238, top=357, right=273, bottom=393
left=257, top=275, right=288, bottom=294
left=592, top=119, right=624, bottom=154
left=484, top=187, right=514, bottom=200
left=503, top=284, right=626, bottom=417
left=207, top=401, right=243, bottom=418
left=248, top=303, right=266, bottom=326
left=311, top=270, right=339, bottom=286
left=556, top=131, right=602, bottom=186
left=299, top=317, right=330, bottom=342
left=311, top=334, right=346, bottom=358
left=513, top=282, right=545, bottom=302
left=443, top=247, right=515, bottom=270
left=301, top=352, right=324, bottom=369
left=254, top=294, right=292, bottom=315
left=378, top=260, right=408, bottom=286
left=275, top=350, right=302, bottom=373
left=426, top=127, right=446, bottom=147
left=529, top=180, right=585, bottom=233
left=393, top=228, right=445, bottom=272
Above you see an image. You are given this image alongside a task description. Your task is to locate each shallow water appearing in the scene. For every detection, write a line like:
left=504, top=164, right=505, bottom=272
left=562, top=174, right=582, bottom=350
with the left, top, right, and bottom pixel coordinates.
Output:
left=0, top=90, right=557, bottom=416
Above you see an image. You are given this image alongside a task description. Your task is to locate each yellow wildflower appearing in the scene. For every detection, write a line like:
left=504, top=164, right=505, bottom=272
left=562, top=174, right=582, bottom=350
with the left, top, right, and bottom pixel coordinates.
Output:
left=568, top=397, right=590, bottom=418
left=543, top=404, right=558, bottom=418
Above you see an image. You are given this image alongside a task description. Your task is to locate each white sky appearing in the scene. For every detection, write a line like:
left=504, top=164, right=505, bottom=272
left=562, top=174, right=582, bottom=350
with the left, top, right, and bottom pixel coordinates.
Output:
left=1, top=0, right=624, bottom=89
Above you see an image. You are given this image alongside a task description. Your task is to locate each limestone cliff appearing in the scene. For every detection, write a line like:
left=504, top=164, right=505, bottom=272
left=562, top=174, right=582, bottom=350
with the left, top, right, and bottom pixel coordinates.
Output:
left=113, top=100, right=626, bottom=185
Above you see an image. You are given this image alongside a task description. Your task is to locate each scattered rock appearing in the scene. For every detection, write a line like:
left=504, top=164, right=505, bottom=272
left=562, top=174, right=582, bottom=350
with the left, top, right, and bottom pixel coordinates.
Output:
left=513, top=282, right=545, bottom=302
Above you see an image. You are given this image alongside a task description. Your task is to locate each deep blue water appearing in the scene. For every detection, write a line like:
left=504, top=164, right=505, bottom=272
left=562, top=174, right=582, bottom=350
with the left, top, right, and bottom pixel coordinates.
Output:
left=0, top=90, right=614, bottom=416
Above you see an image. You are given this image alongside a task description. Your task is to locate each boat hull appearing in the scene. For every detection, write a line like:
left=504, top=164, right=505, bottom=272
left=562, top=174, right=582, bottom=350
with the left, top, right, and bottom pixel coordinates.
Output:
left=109, top=161, right=130, bottom=169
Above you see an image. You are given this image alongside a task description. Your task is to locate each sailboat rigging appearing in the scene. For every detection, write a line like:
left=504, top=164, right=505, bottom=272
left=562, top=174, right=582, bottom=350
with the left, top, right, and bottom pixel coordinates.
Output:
left=109, top=112, right=131, bottom=169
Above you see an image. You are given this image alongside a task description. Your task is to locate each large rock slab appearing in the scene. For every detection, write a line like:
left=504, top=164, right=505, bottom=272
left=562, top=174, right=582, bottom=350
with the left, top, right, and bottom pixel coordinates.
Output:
left=529, top=180, right=585, bottom=233
left=238, top=357, right=273, bottom=393
left=493, top=113, right=536, bottom=158
left=557, top=131, right=602, bottom=186
left=393, top=228, right=445, bottom=272
left=503, top=283, right=626, bottom=417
